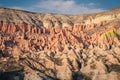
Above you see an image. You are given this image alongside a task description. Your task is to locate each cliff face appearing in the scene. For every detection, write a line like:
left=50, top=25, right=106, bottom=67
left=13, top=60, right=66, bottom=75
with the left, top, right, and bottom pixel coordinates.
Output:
left=0, top=7, right=120, bottom=80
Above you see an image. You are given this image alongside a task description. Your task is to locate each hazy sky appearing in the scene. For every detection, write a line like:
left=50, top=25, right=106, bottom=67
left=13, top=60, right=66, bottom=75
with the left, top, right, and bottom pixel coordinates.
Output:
left=0, top=0, right=120, bottom=14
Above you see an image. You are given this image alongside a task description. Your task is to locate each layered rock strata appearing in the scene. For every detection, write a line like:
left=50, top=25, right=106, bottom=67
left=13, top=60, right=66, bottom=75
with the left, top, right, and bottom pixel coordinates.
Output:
left=0, top=7, right=120, bottom=80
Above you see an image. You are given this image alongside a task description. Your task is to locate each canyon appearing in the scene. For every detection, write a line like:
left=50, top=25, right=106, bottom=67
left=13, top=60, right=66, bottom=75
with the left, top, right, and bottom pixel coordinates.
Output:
left=0, top=7, right=120, bottom=80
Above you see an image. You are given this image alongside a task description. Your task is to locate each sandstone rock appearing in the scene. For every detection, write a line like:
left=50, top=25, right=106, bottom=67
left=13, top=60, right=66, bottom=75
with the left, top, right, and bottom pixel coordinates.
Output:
left=92, top=72, right=119, bottom=80
left=43, top=19, right=54, bottom=28
left=11, top=46, right=21, bottom=60
left=24, top=69, right=42, bottom=80
left=0, top=7, right=120, bottom=80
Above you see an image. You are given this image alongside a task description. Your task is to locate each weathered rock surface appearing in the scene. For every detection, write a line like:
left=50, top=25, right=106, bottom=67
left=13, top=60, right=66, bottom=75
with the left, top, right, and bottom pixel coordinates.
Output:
left=0, top=7, right=120, bottom=28
left=0, top=7, right=120, bottom=80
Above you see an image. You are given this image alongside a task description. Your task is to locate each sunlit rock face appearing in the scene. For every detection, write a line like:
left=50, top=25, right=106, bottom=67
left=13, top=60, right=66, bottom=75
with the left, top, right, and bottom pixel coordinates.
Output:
left=0, top=7, right=120, bottom=80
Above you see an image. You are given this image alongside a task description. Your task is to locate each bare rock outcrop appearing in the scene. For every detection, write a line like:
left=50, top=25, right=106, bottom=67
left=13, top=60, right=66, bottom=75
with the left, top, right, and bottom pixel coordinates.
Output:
left=0, top=7, right=120, bottom=80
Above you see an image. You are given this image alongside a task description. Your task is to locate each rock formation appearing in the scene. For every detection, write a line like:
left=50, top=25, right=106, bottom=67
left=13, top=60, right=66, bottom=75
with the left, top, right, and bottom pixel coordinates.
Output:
left=0, top=7, right=120, bottom=80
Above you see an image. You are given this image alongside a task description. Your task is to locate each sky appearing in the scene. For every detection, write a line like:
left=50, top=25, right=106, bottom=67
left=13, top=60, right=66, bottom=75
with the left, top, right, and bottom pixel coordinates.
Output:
left=0, top=0, right=120, bottom=14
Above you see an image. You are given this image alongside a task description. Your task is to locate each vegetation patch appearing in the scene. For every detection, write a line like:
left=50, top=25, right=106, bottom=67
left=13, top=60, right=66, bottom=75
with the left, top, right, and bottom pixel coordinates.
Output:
left=5, top=64, right=23, bottom=72
left=47, top=56, right=63, bottom=66
left=105, top=64, right=120, bottom=73
left=90, top=64, right=96, bottom=69
left=101, top=30, right=116, bottom=39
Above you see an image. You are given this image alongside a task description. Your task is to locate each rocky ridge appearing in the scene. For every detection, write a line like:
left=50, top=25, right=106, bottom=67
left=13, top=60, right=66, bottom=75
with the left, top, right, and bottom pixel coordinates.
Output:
left=0, top=7, right=120, bottom=27
left=0, top=7, right=120, bottom=80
